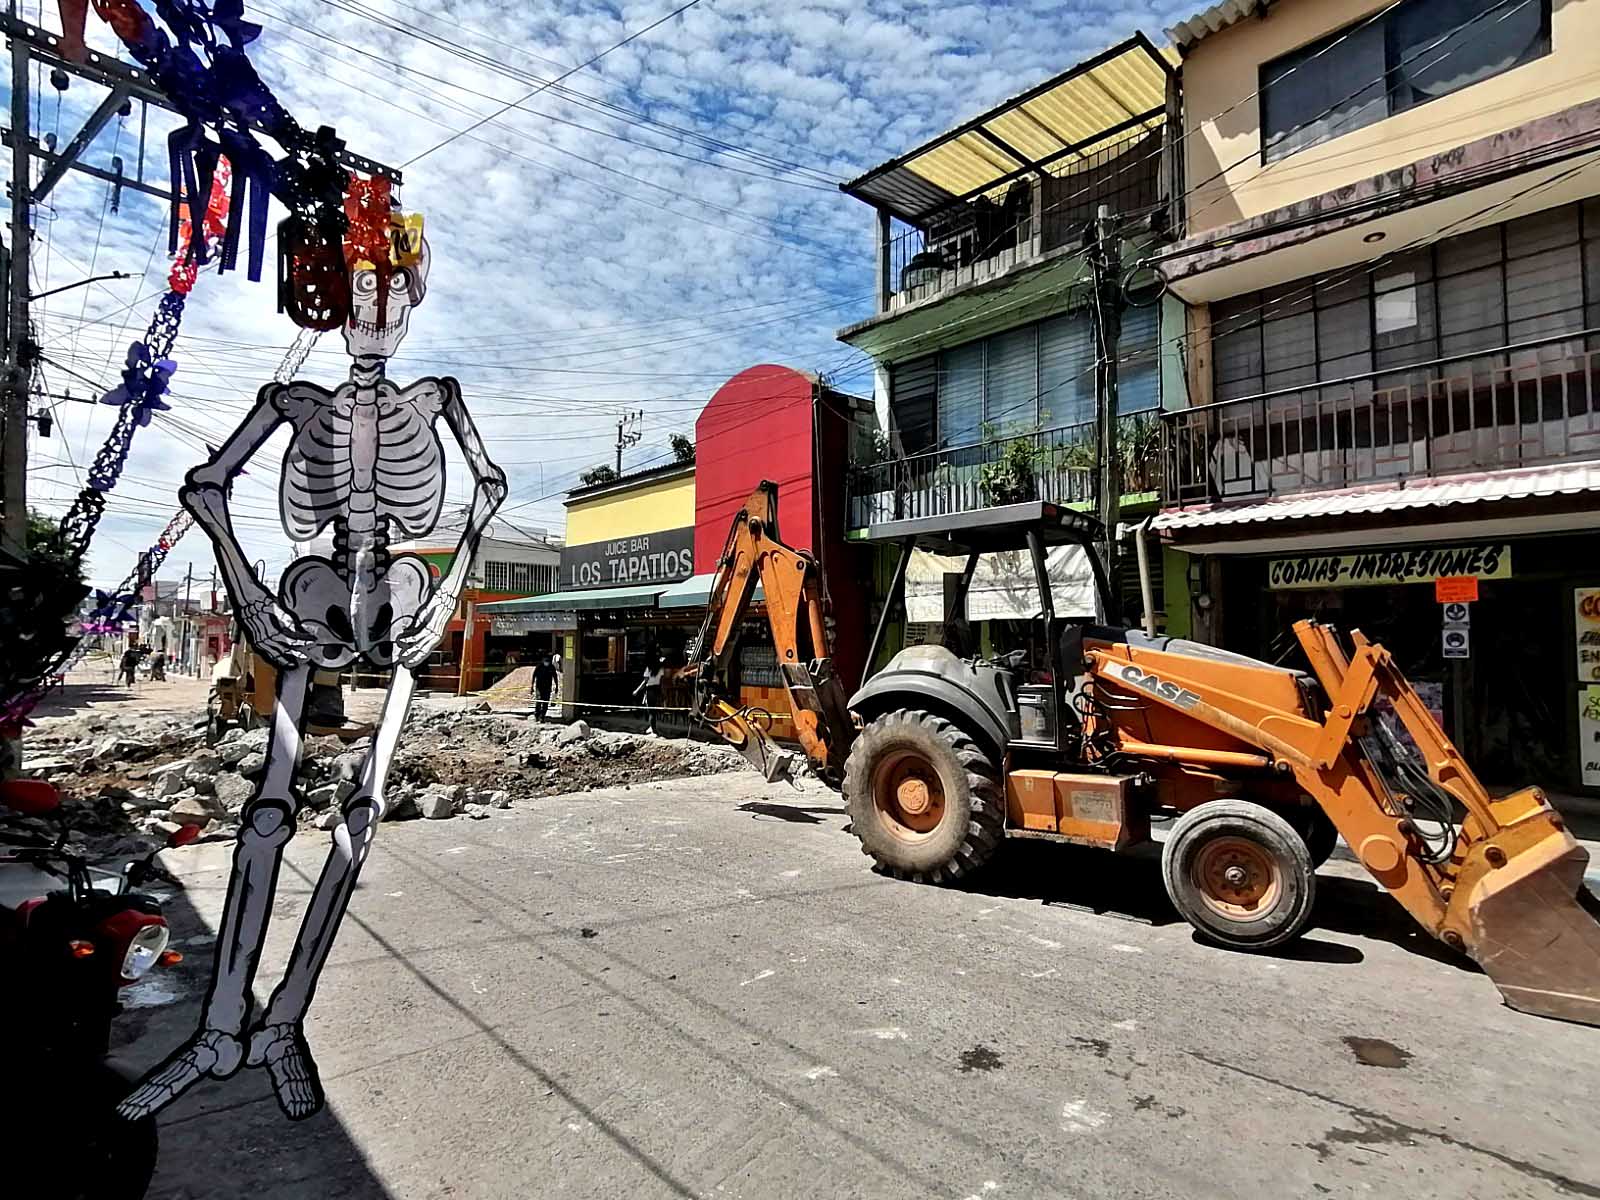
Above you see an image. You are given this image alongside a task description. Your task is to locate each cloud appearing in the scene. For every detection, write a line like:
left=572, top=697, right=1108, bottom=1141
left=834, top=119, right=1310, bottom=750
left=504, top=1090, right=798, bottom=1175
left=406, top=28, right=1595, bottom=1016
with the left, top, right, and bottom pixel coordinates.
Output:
left=18, top=0, right=1198, bottom=588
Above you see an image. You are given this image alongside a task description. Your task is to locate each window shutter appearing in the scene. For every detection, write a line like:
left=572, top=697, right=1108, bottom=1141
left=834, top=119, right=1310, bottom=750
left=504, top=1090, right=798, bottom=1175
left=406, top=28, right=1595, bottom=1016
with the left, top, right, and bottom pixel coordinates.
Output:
left=1039, top=312, right=1097, bottom=428
left=890, top=356, right=938, bottom=454
left=985, top=326, right=1038, bottom=435
left=939, top=342, right=986, bottom=450
left=1117, top=302, right=1160, bottom=413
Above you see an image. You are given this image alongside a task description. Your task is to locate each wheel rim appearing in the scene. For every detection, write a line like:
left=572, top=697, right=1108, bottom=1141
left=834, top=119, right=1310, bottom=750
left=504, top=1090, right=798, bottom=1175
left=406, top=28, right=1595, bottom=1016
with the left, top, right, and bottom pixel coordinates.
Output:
left=871, top=748, right=946, bottom=842
left=1191, top=835, right=1280, bottom=921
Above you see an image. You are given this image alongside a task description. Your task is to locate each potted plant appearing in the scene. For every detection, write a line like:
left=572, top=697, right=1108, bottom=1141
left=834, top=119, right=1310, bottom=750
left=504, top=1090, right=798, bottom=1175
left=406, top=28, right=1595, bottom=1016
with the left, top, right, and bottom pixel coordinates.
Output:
left=977, top=424, right=1045, bottom=505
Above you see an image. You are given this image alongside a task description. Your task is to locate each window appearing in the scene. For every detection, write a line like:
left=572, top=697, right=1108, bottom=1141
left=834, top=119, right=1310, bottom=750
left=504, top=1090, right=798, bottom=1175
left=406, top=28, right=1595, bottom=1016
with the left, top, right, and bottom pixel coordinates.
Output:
left=891, top=307, right=1156, bottom=452
left=482, top=561, right=554, bottom=594
left=1261, top=0, right=1550, bottom=164
left=1210, top=200, right=1600, bottom=400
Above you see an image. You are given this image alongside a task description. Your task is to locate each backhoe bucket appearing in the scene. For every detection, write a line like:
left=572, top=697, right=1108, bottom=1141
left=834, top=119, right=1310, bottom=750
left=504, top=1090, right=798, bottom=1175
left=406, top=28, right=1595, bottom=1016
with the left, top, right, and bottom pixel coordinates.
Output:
left=1465, top=828, right=1600, bottom=1026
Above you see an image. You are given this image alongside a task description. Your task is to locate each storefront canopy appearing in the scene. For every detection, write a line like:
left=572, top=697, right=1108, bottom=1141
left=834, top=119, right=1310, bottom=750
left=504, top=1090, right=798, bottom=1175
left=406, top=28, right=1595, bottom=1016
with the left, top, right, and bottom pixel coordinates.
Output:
left=478, top=583, right=667, bottom=614
left=656, top=573, right=765, bottom=610
left=840, top=34, right=1174, bottom=225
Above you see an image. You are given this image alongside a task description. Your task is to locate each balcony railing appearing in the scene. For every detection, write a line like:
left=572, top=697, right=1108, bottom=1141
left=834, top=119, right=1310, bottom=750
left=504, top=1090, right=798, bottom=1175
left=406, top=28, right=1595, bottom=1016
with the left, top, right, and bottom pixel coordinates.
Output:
left=885, top=126, right=1163, bottom=312
left=1161, top=335, right=1600, bottom=508
left=848, top=413, right=1162, bottom=531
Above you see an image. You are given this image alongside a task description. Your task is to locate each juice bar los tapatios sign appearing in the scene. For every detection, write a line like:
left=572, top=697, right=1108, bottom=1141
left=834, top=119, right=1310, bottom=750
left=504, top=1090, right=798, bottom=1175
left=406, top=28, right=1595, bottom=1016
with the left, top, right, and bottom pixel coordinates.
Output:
left=560, top=526, right=695, bottom=590
left=1267, top=544, right=1512, bottom=590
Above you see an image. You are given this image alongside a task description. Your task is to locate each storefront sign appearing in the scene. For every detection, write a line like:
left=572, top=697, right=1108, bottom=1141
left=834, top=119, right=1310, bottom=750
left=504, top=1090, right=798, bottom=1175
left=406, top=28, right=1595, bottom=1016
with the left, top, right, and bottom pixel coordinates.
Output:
left=1576, top=588, right=1600, bottom=683
left=1435, top=577, right=1478, bottom=604
left=488, top=611, right=576, bottom=635
left=559, top=526, right=694, bottom=590
left=1267, top=544, right=1511, bottom=590
left=1580, top=686, right=1600, bottom=787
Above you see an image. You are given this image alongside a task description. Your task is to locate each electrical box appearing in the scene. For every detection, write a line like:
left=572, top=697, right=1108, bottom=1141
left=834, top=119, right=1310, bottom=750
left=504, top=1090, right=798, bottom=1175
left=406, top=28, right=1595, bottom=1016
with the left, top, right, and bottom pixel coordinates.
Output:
left=1005, top=770, right=1146, bottom=850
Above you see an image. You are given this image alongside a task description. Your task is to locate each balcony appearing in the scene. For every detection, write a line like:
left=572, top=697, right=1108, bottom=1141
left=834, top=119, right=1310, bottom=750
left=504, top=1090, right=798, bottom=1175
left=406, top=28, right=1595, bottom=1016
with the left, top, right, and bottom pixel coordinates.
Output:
left=883, top=126, right=1164, bottom=314
left=1160, top=334, right=1600, bottom=508
left=847, top=413, right=1162, bottom=533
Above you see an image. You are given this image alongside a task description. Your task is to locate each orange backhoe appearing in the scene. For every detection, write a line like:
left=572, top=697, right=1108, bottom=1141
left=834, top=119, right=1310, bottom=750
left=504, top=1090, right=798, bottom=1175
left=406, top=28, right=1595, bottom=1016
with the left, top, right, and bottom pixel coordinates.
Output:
left=688, top=481, right=1600, bottom=1026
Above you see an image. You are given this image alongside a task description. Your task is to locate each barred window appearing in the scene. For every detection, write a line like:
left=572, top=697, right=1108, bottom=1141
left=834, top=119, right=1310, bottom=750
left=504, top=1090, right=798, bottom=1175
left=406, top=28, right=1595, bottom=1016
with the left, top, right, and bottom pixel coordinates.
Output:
left=482, top=561, right=554, bottom=594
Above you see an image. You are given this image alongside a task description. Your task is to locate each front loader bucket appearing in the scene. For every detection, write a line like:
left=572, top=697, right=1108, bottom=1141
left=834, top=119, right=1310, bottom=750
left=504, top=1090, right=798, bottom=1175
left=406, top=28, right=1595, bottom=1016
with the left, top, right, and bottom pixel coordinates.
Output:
left=1465, top=829, right=1600, bottom=1026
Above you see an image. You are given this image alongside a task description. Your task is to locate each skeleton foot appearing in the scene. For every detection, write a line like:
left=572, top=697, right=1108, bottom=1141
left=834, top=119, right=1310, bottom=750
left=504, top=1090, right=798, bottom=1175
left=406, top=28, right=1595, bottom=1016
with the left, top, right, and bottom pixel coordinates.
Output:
left=247, top=1022, right=325, bottom=1120
left=117, top=1029, right=244, bottom=1120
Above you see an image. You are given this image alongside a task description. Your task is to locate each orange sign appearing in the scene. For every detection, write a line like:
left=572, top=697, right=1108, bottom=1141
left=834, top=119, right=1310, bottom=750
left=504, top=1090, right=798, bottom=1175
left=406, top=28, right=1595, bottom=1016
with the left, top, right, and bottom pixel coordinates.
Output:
left=1435, top=576, right=1479, bottom=603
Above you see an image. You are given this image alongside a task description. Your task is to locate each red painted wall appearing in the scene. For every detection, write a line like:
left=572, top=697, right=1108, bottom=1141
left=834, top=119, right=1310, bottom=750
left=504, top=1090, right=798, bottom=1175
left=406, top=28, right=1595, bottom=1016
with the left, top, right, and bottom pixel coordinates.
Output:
left=694, top=365, right=871, bottom=691
left=694, top=366, right=818, bottom=566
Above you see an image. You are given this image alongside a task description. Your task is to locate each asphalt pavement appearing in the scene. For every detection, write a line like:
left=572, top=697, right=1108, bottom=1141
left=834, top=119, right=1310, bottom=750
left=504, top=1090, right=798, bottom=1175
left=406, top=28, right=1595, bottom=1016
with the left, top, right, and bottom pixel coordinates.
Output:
left=119, top=770, right=1600, bottom=1200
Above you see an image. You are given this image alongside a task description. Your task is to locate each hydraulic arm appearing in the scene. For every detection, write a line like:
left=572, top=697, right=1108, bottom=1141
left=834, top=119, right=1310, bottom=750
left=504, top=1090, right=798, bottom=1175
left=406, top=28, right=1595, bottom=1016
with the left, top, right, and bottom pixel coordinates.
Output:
left=687, top=482, right=854, bottom=783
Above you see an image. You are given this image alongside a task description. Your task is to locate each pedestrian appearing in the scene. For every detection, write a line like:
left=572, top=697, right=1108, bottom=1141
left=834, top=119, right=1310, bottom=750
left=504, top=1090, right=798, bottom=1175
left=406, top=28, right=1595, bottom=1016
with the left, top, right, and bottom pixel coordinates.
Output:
left=150, top=649, right=167, bottom=681
left=635, top=654, right=666, bottom=735
left=119, top=644, right=141, bottom=688
left=532, top=653, right=557, bottom=722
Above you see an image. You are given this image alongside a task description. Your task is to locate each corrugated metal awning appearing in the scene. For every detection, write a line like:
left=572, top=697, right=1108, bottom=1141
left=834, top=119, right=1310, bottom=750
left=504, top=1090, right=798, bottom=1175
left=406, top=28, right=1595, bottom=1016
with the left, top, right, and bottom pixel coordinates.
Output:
left=1167, top=0, right=1272, bottom=53
left=841, top=34, right=1176, bottom=225
left=1152, top=462, right=1600, bottom=533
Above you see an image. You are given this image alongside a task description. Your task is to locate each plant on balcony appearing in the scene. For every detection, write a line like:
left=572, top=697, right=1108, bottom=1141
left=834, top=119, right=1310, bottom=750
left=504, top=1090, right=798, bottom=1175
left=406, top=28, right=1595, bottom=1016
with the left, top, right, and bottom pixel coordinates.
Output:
left=977, top=424, right=1045, bottom=505
left=1119, top=412, right=1162, bottom=493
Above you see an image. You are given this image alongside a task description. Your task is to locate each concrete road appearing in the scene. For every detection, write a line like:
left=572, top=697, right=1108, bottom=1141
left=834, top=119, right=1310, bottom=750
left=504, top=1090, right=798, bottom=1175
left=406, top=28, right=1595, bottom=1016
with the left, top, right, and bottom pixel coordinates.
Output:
left=121, top=772, right=1600, bottom=1200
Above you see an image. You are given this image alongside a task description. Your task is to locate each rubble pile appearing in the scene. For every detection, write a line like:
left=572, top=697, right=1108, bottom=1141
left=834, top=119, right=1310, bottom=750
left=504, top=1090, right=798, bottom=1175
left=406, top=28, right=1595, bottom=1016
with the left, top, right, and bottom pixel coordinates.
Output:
left=10, top=706, right=743, bottom=853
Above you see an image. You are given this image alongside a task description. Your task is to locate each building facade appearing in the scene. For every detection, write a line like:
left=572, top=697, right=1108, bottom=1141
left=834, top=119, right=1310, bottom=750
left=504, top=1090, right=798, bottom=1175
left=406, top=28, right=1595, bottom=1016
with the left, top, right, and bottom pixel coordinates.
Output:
left=1155, top=0, right=1600, bottom=798
left=834, top=38, right=1185, bottom=666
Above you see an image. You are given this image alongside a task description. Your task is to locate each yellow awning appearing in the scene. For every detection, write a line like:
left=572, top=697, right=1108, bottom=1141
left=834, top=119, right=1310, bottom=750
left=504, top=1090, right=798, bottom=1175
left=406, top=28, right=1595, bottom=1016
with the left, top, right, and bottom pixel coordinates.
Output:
left=841, top=34, right=1177, bottom=225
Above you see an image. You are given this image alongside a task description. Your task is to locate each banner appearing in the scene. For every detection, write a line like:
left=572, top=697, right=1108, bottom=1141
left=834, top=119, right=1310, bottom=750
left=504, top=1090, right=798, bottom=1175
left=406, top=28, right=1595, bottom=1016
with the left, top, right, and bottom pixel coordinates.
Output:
left=1267, top=544, right=1511, bottom=590
left=1576, top=588, right=1600, bottom=683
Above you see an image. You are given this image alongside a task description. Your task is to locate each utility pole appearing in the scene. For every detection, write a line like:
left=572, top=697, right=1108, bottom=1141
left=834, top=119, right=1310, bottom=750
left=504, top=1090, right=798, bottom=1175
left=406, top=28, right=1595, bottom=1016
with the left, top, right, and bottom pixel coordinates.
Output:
left=614, top=408, right=642, bottom=474
left=2, top=13, right=33, bottom=561
left=181, top=561, right=193, bottom=675
left=1088, top=203, right=1124, bottom=618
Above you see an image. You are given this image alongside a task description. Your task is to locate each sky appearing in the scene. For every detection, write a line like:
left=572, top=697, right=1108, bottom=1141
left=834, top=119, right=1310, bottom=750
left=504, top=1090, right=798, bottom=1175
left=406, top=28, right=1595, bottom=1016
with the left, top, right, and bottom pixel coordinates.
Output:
left=11, top=0, right=1199, bottom=591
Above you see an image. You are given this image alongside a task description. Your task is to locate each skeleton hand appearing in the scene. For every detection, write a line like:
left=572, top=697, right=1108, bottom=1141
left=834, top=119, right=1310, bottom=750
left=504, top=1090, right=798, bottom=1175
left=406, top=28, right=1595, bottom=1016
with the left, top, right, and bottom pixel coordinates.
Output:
left=396, top=591, right=457, bottom=667
left=239, top=593, right=313, bottom=668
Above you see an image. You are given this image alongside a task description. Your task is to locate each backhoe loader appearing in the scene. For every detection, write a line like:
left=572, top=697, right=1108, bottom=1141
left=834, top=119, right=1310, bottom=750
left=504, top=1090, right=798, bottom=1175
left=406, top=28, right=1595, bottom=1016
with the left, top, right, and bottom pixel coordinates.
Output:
left=688, top=481, right=1600, bottom=1026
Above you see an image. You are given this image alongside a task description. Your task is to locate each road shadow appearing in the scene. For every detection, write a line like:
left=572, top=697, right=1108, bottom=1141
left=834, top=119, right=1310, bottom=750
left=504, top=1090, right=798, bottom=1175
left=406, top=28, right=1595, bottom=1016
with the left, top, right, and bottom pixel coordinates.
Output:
left=966, top=840, right=1180, bottom=927
left=736, top=800, right=849, bottom=824
left=1310, top=874, right=1482, bottom=971
left=1199, top=932, right=1365, bottom=964
left=111, top=868, right=395, bottom=1199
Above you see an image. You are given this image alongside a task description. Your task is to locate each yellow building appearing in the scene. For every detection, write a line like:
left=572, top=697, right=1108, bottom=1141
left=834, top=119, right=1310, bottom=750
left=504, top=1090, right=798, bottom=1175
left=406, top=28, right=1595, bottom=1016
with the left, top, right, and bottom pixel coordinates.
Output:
left=1154, top=0, right=1600, bottom=799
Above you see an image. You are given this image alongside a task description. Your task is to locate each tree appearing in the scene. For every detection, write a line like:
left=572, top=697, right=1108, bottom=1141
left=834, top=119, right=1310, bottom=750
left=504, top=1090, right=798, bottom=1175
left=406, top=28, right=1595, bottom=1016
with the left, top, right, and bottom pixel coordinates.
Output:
left=670, top=433, right=695, bottom=463
left=27, top=510, right=85, bottom=595
left=579, top=464, right=619, bottom=486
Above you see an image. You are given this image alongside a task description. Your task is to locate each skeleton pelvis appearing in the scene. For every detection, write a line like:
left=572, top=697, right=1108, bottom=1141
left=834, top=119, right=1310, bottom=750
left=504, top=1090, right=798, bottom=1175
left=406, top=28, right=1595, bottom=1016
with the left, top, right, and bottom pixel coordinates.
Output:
left=279, top=554, right=431, bottom=669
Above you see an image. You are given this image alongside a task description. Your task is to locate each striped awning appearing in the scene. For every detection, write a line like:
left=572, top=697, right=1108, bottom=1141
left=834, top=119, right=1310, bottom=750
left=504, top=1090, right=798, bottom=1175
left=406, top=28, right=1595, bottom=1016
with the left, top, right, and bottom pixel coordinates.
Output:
left=840, top=34, right=1176, bottom=225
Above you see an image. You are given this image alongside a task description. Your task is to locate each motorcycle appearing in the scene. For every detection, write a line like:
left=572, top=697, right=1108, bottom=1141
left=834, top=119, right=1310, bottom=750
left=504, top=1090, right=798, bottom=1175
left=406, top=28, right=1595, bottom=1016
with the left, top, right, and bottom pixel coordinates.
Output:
left=0, top=778, right=186, bottom=1200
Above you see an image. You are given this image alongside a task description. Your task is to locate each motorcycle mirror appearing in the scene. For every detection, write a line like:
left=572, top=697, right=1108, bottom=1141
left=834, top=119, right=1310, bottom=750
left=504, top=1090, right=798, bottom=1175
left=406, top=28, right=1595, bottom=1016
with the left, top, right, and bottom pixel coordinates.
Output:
left=0, top=778, right=61, bottom=816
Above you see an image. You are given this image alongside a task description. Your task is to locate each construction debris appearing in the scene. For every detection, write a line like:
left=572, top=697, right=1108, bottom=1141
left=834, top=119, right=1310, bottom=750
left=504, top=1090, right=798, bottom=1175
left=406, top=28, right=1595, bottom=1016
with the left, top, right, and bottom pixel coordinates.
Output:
left=7, top=704, right=743, bottom=855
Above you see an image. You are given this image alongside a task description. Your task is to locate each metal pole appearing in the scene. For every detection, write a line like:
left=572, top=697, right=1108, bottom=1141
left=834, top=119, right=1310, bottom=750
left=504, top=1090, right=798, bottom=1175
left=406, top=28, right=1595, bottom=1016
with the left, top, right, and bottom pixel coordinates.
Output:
left=2, top=18, right=31, bottom=561
left=1091, top=203, right=1122, bottom=611
left=1133, top=516, right=1157, bottom=637
left=862, top=538, right=913, bottom=681
left=874, top=207, right=892, bottom=313
left=615, top=418, right=623, bottom=474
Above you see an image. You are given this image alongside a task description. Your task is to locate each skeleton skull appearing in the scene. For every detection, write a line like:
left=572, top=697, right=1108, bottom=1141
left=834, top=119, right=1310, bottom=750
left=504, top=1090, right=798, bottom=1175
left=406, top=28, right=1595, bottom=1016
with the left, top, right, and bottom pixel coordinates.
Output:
left=342, top=237, right=431, bottom=359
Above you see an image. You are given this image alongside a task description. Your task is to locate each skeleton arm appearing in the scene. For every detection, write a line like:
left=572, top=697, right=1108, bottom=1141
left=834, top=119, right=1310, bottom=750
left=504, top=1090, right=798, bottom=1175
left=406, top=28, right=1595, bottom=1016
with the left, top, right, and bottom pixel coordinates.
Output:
left=398, top=379, right=507, bottom=661
left=182, top=385, right=284, bottom=611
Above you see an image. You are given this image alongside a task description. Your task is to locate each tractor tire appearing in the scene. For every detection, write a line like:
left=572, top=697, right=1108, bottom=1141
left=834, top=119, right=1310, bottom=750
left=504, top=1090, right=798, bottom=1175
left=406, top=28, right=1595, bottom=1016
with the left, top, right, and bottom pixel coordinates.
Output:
left=1162, top=800, right=1317, bottom=951
left=1292, top=805, right=1340, bottom=869
left=843, top=709, right=1003, bottom=884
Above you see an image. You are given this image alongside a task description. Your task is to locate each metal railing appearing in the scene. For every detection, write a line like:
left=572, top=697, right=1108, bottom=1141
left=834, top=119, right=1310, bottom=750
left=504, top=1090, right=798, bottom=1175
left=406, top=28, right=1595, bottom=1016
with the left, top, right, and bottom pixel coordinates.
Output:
left=1161, top=335, right=1600, bottom=507
left=847, top=412, right=1163, bottom=530
left=884, top=126, right=1163, bottom=310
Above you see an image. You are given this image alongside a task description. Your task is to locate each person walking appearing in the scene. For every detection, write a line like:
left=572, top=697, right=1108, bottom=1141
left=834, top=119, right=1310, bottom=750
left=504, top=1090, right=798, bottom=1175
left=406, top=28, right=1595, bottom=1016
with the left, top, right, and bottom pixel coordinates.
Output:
left=119, top=644, right=142, bottom=688
left=532, top=653, right=557, bottom=722
left=635, top=654, right=666, bottom=735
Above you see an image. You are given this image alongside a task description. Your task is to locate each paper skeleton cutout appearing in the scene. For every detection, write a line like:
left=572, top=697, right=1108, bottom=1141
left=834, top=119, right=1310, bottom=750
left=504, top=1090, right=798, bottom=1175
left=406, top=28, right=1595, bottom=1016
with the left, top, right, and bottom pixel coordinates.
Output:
left=120, top=239, right=507, bottom=1122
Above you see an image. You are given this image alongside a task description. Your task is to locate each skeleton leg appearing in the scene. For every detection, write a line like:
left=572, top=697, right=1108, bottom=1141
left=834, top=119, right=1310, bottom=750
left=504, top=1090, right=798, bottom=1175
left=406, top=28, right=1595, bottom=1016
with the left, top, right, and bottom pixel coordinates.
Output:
left=248, top=664, right=418, bottom=1119
left=118, top=666, right=313, bottom=1121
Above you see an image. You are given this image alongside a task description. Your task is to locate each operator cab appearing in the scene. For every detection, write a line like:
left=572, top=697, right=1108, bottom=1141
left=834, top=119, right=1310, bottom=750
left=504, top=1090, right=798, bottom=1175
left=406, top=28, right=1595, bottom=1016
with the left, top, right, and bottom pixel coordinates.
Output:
left=851, top=501, right=1120, bottom=763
